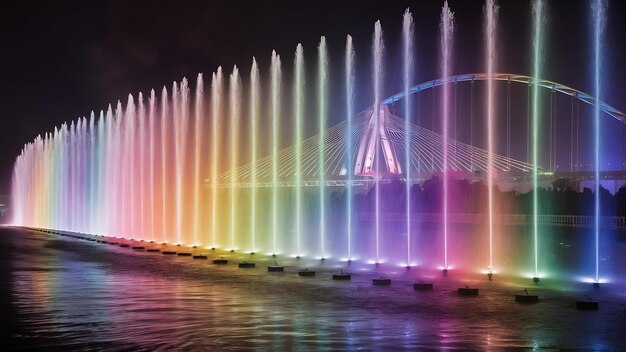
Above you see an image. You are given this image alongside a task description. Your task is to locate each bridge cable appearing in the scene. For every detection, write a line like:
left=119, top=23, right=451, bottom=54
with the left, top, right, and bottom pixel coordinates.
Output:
left=507, top=77, right=511, bottom=170
left=570, top=93, right=574, bottom=172
left=470, top=79, right=474, bottom=170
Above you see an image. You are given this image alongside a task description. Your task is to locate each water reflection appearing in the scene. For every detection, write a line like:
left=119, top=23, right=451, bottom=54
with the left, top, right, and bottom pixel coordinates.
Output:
left=4, top=226, right=626, bottom=350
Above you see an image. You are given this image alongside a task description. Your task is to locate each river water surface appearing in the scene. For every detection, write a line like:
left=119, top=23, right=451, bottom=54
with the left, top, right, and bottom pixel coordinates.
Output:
left=1, top=226, right=625, bottom=351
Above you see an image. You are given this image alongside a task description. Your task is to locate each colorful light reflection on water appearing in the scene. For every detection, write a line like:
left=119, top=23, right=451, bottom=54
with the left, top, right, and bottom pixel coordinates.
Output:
left=4, top=226, right=625, bottom=350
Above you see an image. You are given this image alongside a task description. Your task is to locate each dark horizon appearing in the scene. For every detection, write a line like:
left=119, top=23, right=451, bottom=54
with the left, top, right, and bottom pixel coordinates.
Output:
left=1, top=0, right=624, bottom=194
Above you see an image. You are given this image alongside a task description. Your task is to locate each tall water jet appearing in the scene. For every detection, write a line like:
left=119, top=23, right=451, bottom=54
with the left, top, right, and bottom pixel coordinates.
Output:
left=172, top=82, right=181, bottom=243
left=484, top=0, right=499, bottom=276
left=106, top=106, right=115, bottom=234
left=318, top=37, right=328, bottom=260
left=402, top=8, right=414, bottom=267
left=229, top=67, right=241, bottom=252
left=69, top=121, right=75, bottom=231
left=160, top=87, right=169, bottom=243
left=114, top=102, right=124, bottom=235
left=148, top=89, right=156, bottom=241
left=270, top=51, right=282, bottom=256
left=138, top=93, right=146, bottom=239
left=531, top=0, right=545, bottom=282
left=345, top=35, right=355, bottom=262
left=180, top=79, right=190, bottom=243
left=372, top=21, right=383, bottom=264
left=249, top=58, right=260, bottom=253
left=440, top=1, right=454, bottom=272
left=592, top=0, right=607, bottom=286
left=294, top=44, right=304, bottom=258
left=210, top=68, right=223, bottom=248
left=193, top=74, right=204, bottom=246
left=124, top=95, right=136, bottom=237
left=96, top=111, right=105, bottom=233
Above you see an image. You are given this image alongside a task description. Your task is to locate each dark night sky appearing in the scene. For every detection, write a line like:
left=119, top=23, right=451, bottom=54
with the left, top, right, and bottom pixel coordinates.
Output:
left=0, top=0, right=624, bottom=193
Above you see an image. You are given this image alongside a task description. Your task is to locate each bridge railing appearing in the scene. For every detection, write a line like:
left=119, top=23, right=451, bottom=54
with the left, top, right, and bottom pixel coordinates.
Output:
left=360, top=212, right=626, bottom=229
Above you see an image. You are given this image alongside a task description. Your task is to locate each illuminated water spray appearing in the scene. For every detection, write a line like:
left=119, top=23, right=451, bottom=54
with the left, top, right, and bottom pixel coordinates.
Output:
left=210, top=68, right=223, bottom=248
left=160, top=87, right=168, bottom=243
left=484, top=0, right=499, bottom=276
left=318, top=37, right=328, bottom=260
left=440, top=1, right=454, bottom=272
left=249, top=58, right=259, bottom=254
left=97, top=110, right=105, bottom=234
left=345, top=35, right=355, bottom=262
left=372, top=21, right=383, bottom=264
left=294, top=44, right=304, bottom=258
left=138, top=93, right=145, bottom=239
left=403, top=9, right=414, bottom=267
left=531, top=0, right=544, bottom=282
left=11, top=4, right=622, bottom=279
left=271, top=51, right=281, bottom=256
left=192, top=74, right=204, bottom=246
left=124, top=95, right=135, bottom=238
left=148, top=89, right=156, bottom=241
left=592, top=0, right=607, bottom=285
left=174, top=78, right=190, bottom=245
left=229, top=67, right=241, bottom=252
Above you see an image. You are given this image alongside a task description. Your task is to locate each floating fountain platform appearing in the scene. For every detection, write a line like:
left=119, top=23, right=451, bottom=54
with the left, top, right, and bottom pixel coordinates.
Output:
left=533, top=277, right=540, bottom=283
left=413, top=283, right=434, bottom=291
left=458, top=287, right=479, bottom=296
left=192, top=255, right=208, bottom=259
left=298, top=269, right=316, bottom=277
left=177, top=252, right=192, bottom=257
left=332, top=274, right=351, bottom=280
left=146, top=249, right=160, bottom=253
left=267, top=265, right=284, bottom=272
left=213, top=258, right=228, bottom=265
left=162, top=251, right=177, bottom=255
left=373, top=278, right=391, bottom=286
left=132, top=246, right=145, bottom=250
left=238, top=262, right=255, bottom=268
left=576, top=298, right=599, bottom=310
left=515, top=293, right=539, bottom=303
left=593, top=282, right=600, bottom=288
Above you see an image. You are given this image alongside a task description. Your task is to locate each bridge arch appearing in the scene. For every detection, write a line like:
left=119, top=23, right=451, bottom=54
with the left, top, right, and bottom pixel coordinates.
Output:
left=382, top=73, right=626, bottom=123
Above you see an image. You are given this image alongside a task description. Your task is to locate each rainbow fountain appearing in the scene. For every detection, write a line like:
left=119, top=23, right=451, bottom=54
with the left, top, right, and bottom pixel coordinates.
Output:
left=10, top=1, right=626, bottom=286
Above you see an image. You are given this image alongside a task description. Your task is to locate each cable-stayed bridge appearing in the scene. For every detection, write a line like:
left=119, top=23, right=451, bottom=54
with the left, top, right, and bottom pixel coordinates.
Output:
left=218, top=73, right=626, bottom=191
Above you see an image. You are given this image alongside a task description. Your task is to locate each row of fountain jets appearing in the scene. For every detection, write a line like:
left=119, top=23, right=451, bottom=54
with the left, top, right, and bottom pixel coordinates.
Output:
left=12, top=0, right=608, bottom=284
